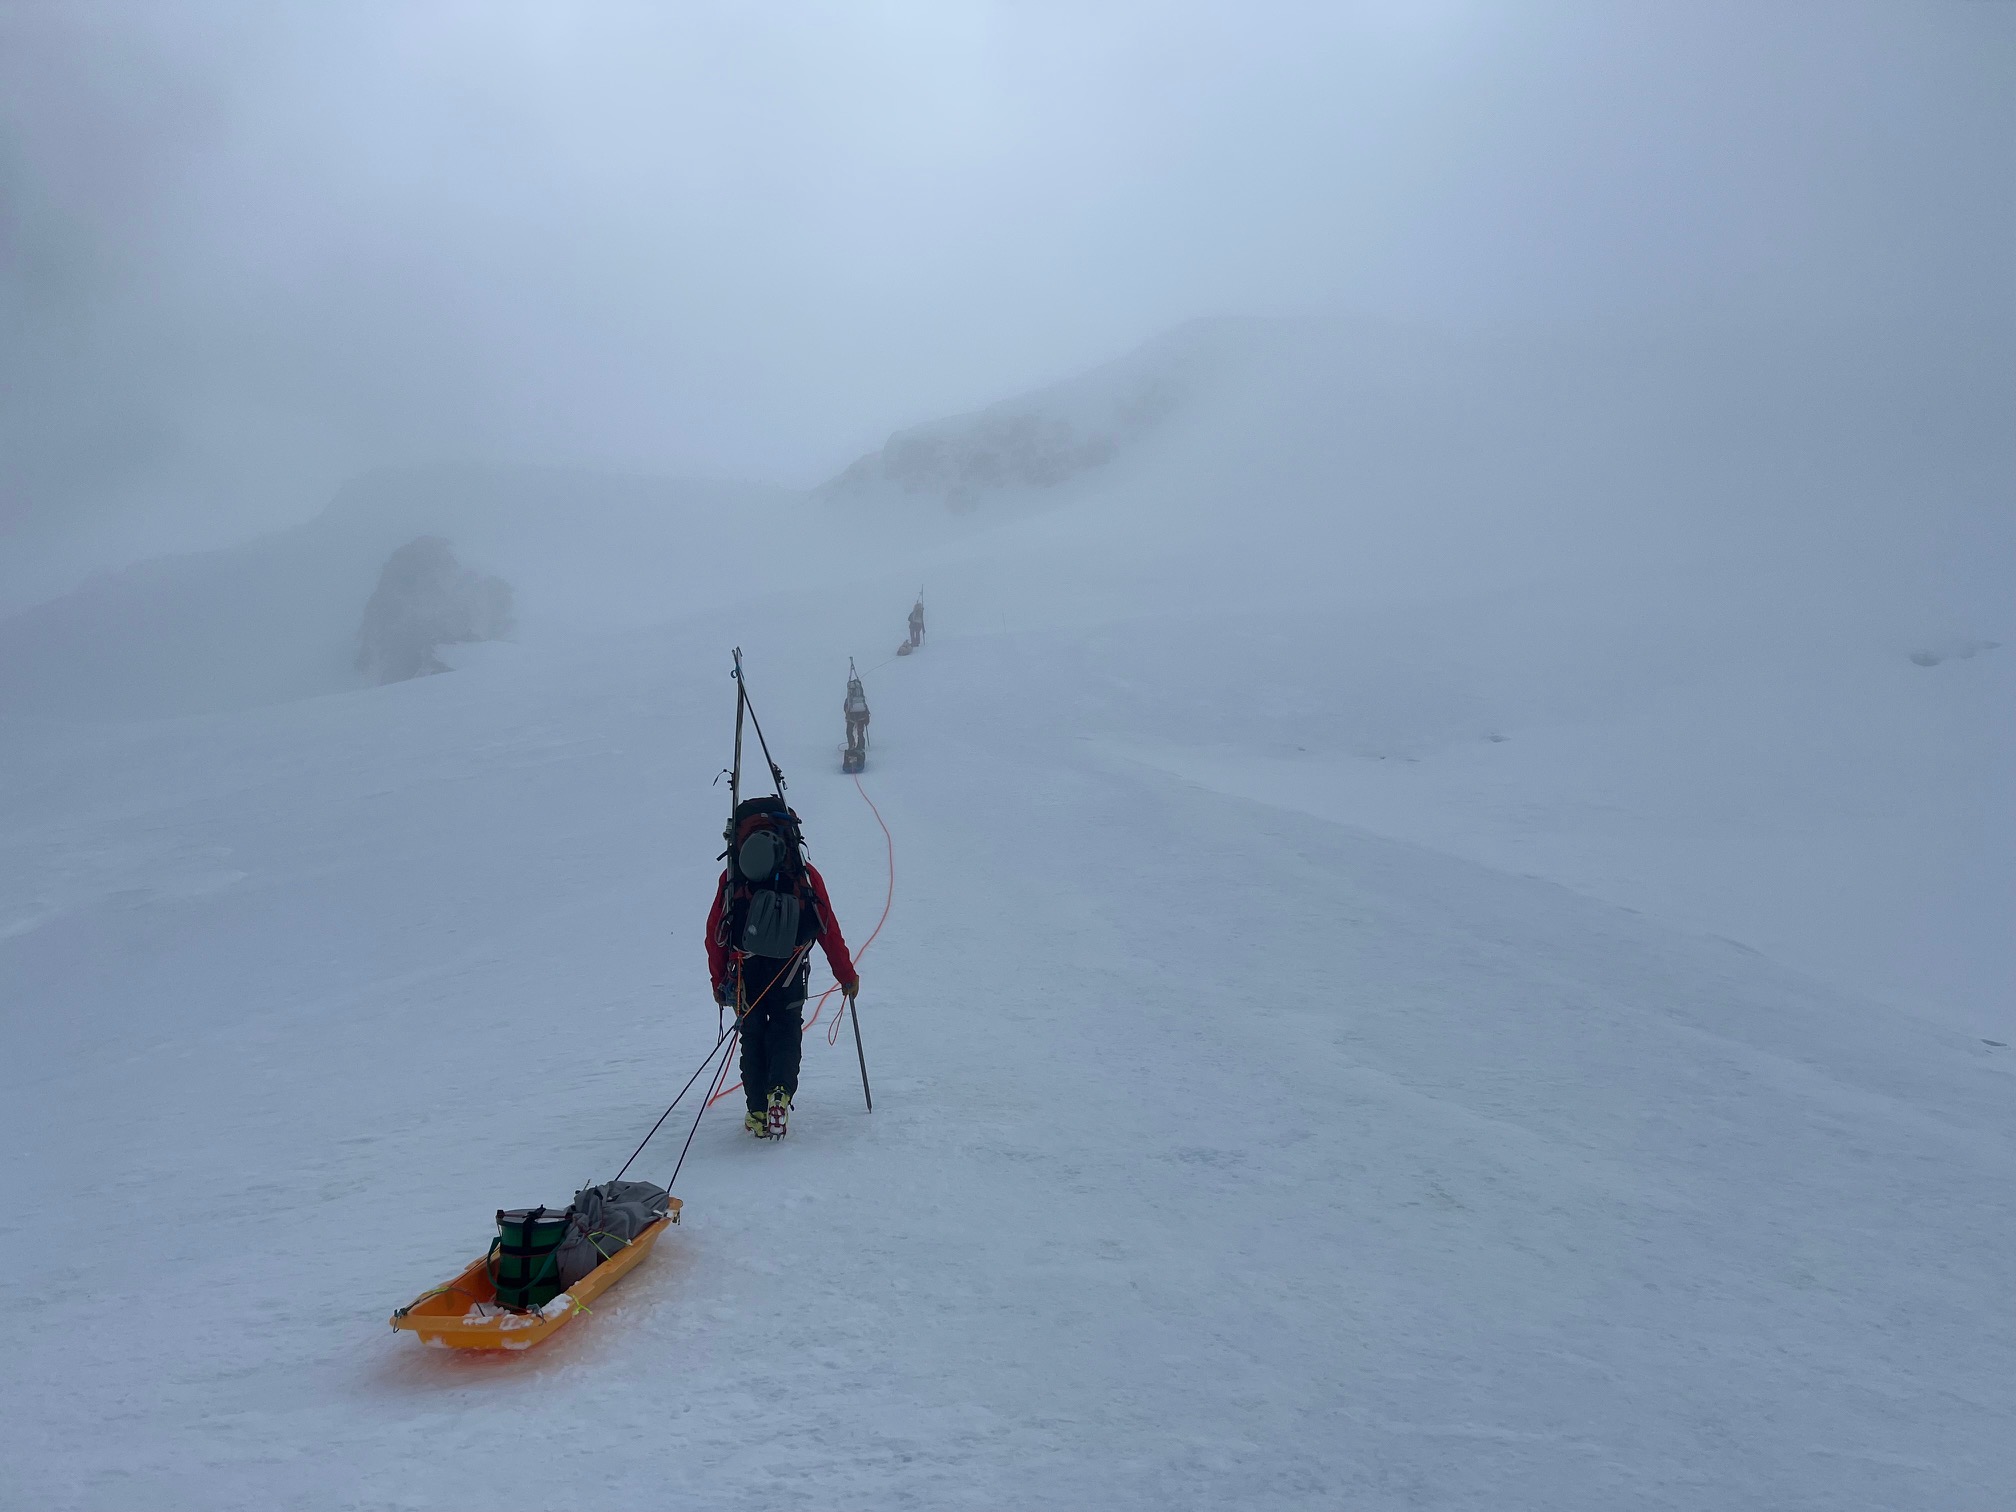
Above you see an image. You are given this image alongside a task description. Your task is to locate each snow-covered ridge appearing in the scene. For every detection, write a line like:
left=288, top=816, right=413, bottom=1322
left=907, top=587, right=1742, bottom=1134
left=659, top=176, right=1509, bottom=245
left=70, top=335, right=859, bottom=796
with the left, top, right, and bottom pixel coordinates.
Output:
left=4, top=315, right=2005, bottom=723
left=0, top=464, right=798, bottom=719
left=819, top=317, right=1256, bottom=511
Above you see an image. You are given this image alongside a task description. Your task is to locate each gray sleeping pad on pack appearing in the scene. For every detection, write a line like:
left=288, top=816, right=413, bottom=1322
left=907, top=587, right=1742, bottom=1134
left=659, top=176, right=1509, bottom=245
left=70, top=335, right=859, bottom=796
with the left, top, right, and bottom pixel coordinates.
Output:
left=554, top=1179, right=672, bottom=1289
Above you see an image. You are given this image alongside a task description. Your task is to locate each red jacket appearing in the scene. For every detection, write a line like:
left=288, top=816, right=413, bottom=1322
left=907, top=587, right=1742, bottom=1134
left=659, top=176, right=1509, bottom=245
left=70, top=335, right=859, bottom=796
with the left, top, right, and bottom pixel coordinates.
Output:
left=705, top=861, right=857, bottom=998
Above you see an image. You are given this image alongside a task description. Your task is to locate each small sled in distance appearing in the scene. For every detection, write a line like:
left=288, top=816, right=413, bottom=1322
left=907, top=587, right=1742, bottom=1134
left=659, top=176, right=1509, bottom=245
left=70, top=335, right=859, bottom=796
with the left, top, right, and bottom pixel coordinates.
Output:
left=841, top=744, right=865, bottom=774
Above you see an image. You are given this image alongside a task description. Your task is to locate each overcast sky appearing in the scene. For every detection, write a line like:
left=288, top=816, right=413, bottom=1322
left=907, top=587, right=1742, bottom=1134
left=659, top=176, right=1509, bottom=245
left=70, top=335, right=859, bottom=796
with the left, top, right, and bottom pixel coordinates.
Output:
left=2, top=0, right=2011, bottom=598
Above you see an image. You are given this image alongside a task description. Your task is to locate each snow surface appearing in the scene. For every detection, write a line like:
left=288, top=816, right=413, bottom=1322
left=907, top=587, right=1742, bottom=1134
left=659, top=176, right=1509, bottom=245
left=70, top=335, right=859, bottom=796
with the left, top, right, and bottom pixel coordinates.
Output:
left=3, top=319, right=2013, bottom=1507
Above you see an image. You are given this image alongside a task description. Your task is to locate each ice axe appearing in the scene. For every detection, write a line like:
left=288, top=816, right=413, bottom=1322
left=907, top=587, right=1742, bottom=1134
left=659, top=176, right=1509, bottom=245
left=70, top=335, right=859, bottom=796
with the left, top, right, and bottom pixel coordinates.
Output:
left=845, top=989, right=873, bottom=1112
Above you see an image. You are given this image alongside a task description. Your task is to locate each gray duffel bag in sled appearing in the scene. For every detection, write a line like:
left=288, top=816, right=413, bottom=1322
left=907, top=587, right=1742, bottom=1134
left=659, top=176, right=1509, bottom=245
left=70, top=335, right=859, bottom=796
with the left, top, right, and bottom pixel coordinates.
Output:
left=554, top=1180, right=672, bottom=1289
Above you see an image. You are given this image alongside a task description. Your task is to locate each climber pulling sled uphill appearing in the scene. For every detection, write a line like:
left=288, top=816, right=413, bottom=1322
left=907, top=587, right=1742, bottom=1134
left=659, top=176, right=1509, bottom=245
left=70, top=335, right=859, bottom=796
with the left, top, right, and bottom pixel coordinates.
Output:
left=389, top=649, right=872, bottom=1350
left=711, top=649, right=861, bottom=1138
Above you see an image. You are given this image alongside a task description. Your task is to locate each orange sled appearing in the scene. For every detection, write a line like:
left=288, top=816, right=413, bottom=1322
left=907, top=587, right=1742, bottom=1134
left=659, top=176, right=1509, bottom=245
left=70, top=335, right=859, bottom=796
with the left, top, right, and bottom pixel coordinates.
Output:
left=390, top=1202, right=681, bottom=1350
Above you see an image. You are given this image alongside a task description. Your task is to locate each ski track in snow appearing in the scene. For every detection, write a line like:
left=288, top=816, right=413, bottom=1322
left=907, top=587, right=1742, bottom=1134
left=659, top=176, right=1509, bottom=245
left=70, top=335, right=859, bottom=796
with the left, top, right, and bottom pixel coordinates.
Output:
left=2, top=615, right=2013, bottom=1511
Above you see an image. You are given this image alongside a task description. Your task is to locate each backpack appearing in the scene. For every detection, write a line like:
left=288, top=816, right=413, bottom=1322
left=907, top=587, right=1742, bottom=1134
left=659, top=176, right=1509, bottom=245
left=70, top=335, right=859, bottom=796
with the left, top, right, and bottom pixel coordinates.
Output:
left=721, top=797, right=817, bottom=961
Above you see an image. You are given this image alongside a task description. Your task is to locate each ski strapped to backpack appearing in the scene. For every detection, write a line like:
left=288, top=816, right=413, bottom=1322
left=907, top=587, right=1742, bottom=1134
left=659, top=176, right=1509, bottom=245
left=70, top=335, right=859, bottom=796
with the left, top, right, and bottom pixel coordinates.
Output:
left=713, top=654, right=846, bottom=1004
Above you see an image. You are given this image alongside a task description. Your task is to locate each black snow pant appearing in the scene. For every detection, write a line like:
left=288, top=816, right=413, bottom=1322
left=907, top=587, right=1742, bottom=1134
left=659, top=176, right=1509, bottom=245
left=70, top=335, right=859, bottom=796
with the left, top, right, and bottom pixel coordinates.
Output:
left=737, top=955, right=809, bottom=1114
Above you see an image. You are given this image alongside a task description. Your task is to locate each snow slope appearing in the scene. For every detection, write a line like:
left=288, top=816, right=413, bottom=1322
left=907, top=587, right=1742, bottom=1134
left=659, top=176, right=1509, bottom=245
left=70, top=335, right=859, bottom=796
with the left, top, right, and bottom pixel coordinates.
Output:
left=3, top=317, right=2011, bottom=1507
left=3, top=583, right=2013, bottom=1510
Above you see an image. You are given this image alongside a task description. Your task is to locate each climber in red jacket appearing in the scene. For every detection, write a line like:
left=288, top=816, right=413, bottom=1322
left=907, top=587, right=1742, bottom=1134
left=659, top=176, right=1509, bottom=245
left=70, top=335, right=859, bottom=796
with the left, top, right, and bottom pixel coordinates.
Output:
left=705, top=795, right=858, bottom=1137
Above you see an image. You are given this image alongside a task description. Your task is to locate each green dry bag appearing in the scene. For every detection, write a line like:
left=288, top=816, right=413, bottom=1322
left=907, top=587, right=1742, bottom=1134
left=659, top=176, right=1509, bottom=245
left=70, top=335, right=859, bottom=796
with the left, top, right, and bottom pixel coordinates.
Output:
left=491, top=1206, right=571, bottom=1311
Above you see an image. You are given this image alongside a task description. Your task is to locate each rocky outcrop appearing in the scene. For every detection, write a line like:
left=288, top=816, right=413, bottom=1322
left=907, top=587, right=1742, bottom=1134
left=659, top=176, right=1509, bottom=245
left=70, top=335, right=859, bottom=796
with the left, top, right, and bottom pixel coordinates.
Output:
left=355, top=536, right=513, bottom=684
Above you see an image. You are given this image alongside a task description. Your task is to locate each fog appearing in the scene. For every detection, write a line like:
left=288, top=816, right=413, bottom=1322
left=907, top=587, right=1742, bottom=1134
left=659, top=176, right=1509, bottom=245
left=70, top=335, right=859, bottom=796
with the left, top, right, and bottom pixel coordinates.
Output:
left=8, top=7, right=2016, bottom=1505
left=4, top=1, right=2010, bottom=605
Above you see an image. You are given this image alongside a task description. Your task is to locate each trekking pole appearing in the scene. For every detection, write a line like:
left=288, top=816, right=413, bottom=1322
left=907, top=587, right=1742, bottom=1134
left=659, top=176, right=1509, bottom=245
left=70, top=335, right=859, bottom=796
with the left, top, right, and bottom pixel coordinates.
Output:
left=846, top=993, right=873, bottom=1112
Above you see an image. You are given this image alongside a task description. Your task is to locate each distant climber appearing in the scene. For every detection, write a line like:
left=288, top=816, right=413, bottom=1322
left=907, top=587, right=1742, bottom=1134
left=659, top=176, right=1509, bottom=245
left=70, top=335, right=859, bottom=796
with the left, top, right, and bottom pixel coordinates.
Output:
left=907, top=597, right=925, bottom=649
left=706, top=796, right=858, bottom=1138
left=842, top=663, right=870, bottom=773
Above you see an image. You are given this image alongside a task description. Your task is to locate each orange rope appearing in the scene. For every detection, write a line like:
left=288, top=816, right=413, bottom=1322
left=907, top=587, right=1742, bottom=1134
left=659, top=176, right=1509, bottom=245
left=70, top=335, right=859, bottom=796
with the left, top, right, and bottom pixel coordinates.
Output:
left=814, top=776, right=895, bottom=1044
left=709, top=774, right=895, bottom=1106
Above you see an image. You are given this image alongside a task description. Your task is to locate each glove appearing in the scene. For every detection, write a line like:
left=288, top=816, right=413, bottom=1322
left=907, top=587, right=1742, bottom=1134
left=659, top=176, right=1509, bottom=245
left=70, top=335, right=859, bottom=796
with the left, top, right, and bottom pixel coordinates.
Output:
left=841, top=976, right=860, bottom=1003
left=713, top=980, right=733, bottom=1009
